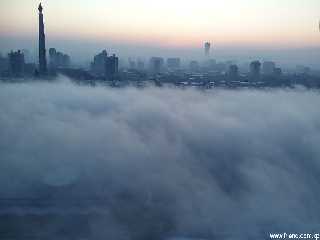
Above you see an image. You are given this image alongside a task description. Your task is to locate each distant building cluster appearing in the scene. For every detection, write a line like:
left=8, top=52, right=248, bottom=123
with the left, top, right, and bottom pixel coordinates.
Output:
left=8, top=50, right=25, bottom=77
left=2, top=50, right=36, bottom=77
left=149, top=57, right=164, bottom=74
left=91, top=50, right=119, bottom=80
left=49, top=48, right=70, bottom=70
left=167, top=58, right=181, bottom=70
left=0, top=3, right=319, bottom=90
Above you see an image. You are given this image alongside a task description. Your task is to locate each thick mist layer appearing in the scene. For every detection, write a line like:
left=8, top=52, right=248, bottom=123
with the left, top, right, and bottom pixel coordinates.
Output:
left=0, top=79, right=320, bottom=239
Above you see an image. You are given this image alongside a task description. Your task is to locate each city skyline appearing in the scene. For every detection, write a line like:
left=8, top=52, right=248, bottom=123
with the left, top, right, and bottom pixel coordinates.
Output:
left=0, top=0, right=320, bottom=68
left=1, top=2, right=320, bottom=239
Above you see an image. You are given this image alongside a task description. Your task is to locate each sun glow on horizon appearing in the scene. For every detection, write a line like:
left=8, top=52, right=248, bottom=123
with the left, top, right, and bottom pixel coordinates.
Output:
left=0, top=0, right=320, bottom=49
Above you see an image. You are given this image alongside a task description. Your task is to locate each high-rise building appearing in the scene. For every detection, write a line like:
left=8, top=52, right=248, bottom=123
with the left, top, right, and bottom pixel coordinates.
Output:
left=149, top=57, right=164, bottom=74
left=0, top=53, right=8, bottom=75
left=38, top=3, right=47, bottom=75
left=105, top=54, right=119, bottom=81
left=22, top=49, right=33, bottom=63
left=49, top=48, right=71, bottom=70
left=91, top=50, right=118, bottom=80
left=91, top=50, right=108, bottom=76
left=262, top=61, right=276, bottom=75
left=250, top=61, right=261, bottom=80
left=204, top=42, right=211, bottom=57
left=274, top=67, right=282, bottom=77
left=228, top=64, right=239, bottom=80
left=8, top=50, right=25, bottom=77
left=167, top=58, right=181, bottom=70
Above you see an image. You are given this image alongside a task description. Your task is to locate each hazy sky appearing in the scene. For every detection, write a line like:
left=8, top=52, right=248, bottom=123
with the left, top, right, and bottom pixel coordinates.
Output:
left=0, top=0, right=320, bottom=66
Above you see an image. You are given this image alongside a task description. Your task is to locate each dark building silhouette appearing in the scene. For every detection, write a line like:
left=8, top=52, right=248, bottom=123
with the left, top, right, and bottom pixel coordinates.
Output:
left=149, top=57, right=164, bottom=74
left=167, top=58, right=181, bottom=70
left=204, top=42, right=211, bottom=57
left=274, top=67, right=282, bottom=76
left=38, top=3, right=47, bottom=75
left=228, top=64, right=239, bottom=80
left=91, top=50, right=118, bottom=80
left=8, top=50, right=25, bottom=77
left=263, top=61, right=276, bottom=75
left=22, top=49, right=33, bottom=63
left=250, top=61, right=261, bottom=80
left=0, top=53, right=8, bottom=74
left=49, top=48, right=71, bottom=70
left=105, top=54, right=119, bottom=81
left=91, top=50, right=108, bottom=76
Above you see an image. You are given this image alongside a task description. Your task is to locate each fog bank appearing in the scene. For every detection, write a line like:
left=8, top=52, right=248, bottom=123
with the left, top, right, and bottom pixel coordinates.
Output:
left=0, top=79, right=320, bottom=239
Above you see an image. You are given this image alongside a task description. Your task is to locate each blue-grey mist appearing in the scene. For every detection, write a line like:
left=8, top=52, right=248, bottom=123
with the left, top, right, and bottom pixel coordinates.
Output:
left=0, top=78, right=320, bottom=239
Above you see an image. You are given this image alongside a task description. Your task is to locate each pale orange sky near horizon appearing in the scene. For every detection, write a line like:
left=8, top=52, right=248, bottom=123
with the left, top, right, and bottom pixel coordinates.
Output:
left=0, top=0, right=320, bottom=49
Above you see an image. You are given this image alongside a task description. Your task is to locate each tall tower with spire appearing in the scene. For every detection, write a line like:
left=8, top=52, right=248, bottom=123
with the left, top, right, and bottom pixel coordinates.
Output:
left=38, top=3, right=47, bottom=75
left=204, top=42, right=211, bottom=58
